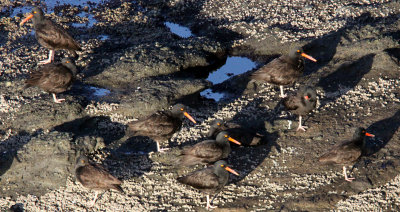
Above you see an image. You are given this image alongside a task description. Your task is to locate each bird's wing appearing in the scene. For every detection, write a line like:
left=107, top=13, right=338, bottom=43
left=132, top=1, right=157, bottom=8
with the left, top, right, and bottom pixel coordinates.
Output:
left=128, top=112, right=180, bottom=138
left=283, top=94, right=300, bottom=110
left=36, top=20, right=81, bottom=50
left=183, top=141, right=224, bottom=159
left=318, top=142, right=361, bottom=165
left=177, top=167, right=219, bottom=189
left=251, top=57, right=299, bottom=84
left=32, top=64, right=72, bottom=92
left=76, top=164, right=122, bottom=189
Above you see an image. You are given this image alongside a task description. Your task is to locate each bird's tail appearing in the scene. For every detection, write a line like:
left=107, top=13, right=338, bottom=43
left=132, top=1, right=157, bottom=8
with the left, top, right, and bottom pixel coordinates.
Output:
left=23, top=83, right=33, bottom=89
left=113, top=184, right=124, bottom=193
left=69, top=50, right=79, bottom=59
left=174, top=154, right=200, bottom=167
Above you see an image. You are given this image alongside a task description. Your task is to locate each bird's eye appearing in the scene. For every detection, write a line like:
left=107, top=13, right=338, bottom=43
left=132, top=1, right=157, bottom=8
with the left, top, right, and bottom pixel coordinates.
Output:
left=66, top=61, right=69, bottom=63
left=34, top=11, right=37, bottom=14
left=224, top=135, right=228, bottom=138
left=180, top=108, right=184, bottom=111
left=81, top=159, right=85, bottom=163
left=297, top=50, right=300, bottom=53
left=217, top=123, right=221, bottom=126
left=220, top=164, right=224, bottom=167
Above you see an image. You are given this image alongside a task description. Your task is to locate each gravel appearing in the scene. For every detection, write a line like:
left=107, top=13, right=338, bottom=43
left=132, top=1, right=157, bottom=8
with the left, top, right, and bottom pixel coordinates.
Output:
left=0, top=0, right=399, bottom=211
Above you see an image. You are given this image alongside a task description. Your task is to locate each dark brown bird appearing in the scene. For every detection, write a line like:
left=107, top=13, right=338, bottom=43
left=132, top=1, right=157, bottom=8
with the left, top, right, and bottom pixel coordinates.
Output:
left=20, top=7, right=81, bottom=64
left=318, top=127, right=375, bottom=182
left=250, top=47, right=317, bottom=98
left=75, top=155, right=124, bottom=207
left=177, top=131, right=241, bottom=166
left=208, top=119, right=264, bottom=146
left=283, top=86, right=317, bottom=131
left=24, top=57, right=77, bottom=103
left=127, top=103, right=196, bottom=152
left=177, top=160, right=239, bottom=210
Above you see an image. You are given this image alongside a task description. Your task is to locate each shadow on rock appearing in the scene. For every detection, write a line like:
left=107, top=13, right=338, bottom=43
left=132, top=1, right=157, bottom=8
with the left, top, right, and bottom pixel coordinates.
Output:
left=228, top=132, right=279, bottom=184
left=364, top=110, right=400, bottom=156
left=222, top=97, right=281, bottom=183
left=101, top=137, right=154, bottom=180
left=384, top=47, right=400, bottom=65
left=302, top=30, right=342, bottom=77
left=53, top=116, right=126, bottom=154
left=317, top=53, right=375, bottom=107
left=0, top=131, right=33, bottom=177
left=0, top=151, right=14, bottom=177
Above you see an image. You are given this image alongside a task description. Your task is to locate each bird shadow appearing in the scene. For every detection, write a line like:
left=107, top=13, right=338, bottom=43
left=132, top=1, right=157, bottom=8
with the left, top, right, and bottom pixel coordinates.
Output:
left=363, top=110, right=400, bottom=156
left=54, top=116, right=154, bottom=180
left=53, top=115, right=126, bottom=152
left=0, top=150, right=15, bottom=177
left=227, top=132, right=279, bottom=184
left=302, top=29, right=342, bottom=77
left=316, top=53, right=375, bottom=108
left=384, top=47, right=400, bottom=65
left=0, top=130, right=33, bottom=177
left=102, top=137, right=154, bottom=180
left=220, top=96, right=281, bottom=183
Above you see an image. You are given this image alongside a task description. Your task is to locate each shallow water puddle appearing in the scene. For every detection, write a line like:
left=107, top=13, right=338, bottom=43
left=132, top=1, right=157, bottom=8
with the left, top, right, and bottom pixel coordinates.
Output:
left=98, top=35, right=109, bottom=40
left=164, top=22, right=193, bottom=38
left=201, top=89, right=225, bottom=102
left=11, top=6, right=32, bottom=17
left=200, top=56, right=257, bottom=101
left=44, top=0, right=106, bottom=8
left=89, top=86, right=110, bottom=97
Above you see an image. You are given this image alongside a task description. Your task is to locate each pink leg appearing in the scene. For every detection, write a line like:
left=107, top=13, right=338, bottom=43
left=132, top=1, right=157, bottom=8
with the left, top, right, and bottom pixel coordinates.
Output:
left=88, top=191, right=98, bottom=207
left=52, top=93, right=65, bottom=103
left=206, top=195, right=217, bottom=210
left=343, top=166, right=355, bottom=182
left=39, top=50, right=54, bottom=64
left=296, top=116, right=308, bottom=131
left=156, top=141, right=170, bottom=153
left=279, top=85, right=287, bottom=98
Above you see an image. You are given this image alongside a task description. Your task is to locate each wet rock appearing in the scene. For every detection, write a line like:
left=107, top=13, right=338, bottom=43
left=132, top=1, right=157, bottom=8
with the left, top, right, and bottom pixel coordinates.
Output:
left=0, top=132, right=75, bottom=197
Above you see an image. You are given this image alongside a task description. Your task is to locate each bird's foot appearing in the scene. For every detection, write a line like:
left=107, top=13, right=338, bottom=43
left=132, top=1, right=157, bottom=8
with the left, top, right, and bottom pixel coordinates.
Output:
left=158, top=147, right=170, bottom=153
left=287, top=120, right=292, bottom=129
left=296, top=125, right=308, bottom=132
left=345, top=177, right=355, bottom=182
left=88, top=197, right=97, bottom=208
left=206, top=203, right=217, bottom=210
left=279, top=93, right=287, bottom=98
left=53, top=98, right=65, bottom=104
left=38, top=58, right=52, bottom=65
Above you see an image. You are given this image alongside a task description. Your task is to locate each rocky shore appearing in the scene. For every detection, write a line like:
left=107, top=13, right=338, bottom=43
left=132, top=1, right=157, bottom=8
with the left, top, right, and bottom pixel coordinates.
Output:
left=0, top=0, right=399, bottom=211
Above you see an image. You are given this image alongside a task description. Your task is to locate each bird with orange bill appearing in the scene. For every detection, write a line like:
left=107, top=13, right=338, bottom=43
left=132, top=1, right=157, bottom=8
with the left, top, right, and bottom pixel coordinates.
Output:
left=177, top=160, right=239, bottom=210
left=251, top=47, right=317, bottom=98
left=319, top=127, right=375, bottom=182
left=127, top=103, right=196, bottom=152
left=177, top=131, right=241, bottom=166
left=20, top=7, right=81, bottom=64
left=283, top=86, right=317, bottom=131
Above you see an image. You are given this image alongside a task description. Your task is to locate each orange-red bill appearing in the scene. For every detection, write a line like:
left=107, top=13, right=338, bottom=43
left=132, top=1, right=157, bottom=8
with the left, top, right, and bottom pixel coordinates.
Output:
left=183, top=112, right=196, bottom=124
left=301, top=53, right=317, bottom=62
left=20, top=14, right=34, bottom=26
left=365, top=132, right=375, bottom=137
left=228, top=137, right=241, bottom=145
left=304, top=95, right=310, bottom=100
left=225, top=166, right=239, bottom=176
